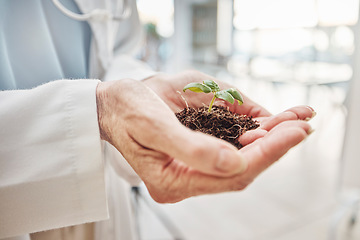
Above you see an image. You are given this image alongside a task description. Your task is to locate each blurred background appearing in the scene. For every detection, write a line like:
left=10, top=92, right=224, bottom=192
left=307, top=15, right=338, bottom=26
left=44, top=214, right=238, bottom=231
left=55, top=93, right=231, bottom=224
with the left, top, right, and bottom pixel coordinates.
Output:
left=133, top=0, right=360, bottom=239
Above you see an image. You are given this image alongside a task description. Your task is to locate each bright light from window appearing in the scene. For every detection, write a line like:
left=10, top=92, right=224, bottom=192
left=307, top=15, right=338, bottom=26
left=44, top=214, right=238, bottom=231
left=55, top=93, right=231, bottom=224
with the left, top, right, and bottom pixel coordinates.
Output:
left=234, top=0, right=317, bottom=30
left=254, top=29, right=313, bottom=55
left=137, top=0, right=174, bottom=38
left=313, top=30, right=329, bottom=52
left=331, top=26, right=355, bottom=54
left=317, top=0, right=359, bottom=26
left=234, top=0, right=359, bottom=29
left=234, top=29, right=315, bottom=55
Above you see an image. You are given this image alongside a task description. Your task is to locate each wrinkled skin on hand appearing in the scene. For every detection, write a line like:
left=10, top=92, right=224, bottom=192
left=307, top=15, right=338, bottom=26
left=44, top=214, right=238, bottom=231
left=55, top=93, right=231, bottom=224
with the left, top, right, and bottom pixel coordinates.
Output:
left=97, top=71, right=314, bottom=203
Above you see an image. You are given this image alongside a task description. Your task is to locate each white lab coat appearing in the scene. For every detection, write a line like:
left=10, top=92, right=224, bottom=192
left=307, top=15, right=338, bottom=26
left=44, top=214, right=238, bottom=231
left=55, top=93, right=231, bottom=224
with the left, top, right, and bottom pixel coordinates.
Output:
left=0, top=0, right=156, bottom=239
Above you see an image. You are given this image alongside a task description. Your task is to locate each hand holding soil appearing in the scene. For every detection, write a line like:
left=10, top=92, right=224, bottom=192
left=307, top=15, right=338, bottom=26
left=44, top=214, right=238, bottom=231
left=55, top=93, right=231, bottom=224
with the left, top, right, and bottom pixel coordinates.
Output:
left=97, top=72, right=315, bottom=203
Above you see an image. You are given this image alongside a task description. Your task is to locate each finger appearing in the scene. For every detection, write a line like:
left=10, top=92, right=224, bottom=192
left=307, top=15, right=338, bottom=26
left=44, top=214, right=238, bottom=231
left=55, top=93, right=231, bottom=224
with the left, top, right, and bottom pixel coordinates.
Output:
left=260, top=106, right=315, bottom=131
left=214, top=95, right=272, bottom=118
left=156, top=125, right=248, bottom=177
left=238, top=128, right=267, bottom=146
left=284, top=105, right=316, bottom=120
left=240, top=120, right=312, bottom=180
left=233, top=95, right=273, bottom=118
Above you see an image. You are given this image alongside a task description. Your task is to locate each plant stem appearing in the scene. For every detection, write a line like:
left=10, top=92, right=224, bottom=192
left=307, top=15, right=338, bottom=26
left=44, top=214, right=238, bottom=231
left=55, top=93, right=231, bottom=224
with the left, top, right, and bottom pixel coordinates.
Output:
left=208, top=94, right=216, bottom=113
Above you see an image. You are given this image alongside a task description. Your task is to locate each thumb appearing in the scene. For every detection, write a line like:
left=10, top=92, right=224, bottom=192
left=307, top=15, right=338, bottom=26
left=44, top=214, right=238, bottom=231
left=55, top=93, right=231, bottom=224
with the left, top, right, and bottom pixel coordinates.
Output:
left=176, top=129, right=248, bottom=177
left=139, top=120, right=248, bottom=177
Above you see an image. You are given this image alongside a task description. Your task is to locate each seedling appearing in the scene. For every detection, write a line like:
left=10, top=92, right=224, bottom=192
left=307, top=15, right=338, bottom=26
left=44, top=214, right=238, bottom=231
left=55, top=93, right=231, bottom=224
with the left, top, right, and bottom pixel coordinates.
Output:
left=183, top=79, right=243, bottom=112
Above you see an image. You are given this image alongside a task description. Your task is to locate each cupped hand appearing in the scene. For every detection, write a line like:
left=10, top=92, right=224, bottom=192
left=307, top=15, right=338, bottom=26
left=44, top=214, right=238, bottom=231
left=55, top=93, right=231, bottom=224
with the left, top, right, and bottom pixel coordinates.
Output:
left=97, top=73, right=313, bottom=203
left=141, top=70, right=315, bottom=200
left=97, top=79, right=248, bottom=203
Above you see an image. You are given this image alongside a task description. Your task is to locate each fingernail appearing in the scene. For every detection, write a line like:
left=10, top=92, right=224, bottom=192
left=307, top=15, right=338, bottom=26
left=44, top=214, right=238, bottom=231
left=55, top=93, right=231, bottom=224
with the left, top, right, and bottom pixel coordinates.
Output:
left=307, top=128, right=315, bottom=135
left=305, top=107, right=317, bottom=121
left=306, top=105, right=315, bottom=111
left=216, top=149, right=247, bottom=174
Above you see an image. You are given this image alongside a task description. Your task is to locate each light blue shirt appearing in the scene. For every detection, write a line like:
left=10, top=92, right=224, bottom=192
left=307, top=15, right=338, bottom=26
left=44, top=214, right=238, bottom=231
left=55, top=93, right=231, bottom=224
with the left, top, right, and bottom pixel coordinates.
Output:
left=0, top=0, right=91, bottom=90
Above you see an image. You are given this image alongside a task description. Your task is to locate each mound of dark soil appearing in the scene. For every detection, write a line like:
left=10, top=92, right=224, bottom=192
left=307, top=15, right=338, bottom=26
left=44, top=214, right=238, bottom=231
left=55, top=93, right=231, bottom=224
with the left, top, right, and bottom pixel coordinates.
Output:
left=175, top=106, right=259, bottom=149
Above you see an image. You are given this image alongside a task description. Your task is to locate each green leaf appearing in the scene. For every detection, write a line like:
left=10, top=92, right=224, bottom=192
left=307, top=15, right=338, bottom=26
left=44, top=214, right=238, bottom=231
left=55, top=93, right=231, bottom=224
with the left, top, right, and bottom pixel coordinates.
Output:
left=225, top=88, right=244, bottom=105
left=183, top=83, right=212, bottom=93
left=215, top=90, right=234, bottom=104
left=203, top=79, right=220, bottom=92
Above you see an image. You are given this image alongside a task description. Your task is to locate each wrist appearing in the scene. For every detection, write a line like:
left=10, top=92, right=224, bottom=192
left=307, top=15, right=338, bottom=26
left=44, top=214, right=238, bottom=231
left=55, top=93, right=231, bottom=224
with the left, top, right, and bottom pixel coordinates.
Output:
left=96, top=81, right=111, bottom=142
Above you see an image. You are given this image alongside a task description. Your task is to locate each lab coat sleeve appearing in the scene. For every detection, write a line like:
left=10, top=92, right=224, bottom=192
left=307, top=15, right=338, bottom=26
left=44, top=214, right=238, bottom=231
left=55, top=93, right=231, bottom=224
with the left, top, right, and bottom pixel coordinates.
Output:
left=0, top=80, right=108, bottom=239
left=102, top=54, right=157, bottom=186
